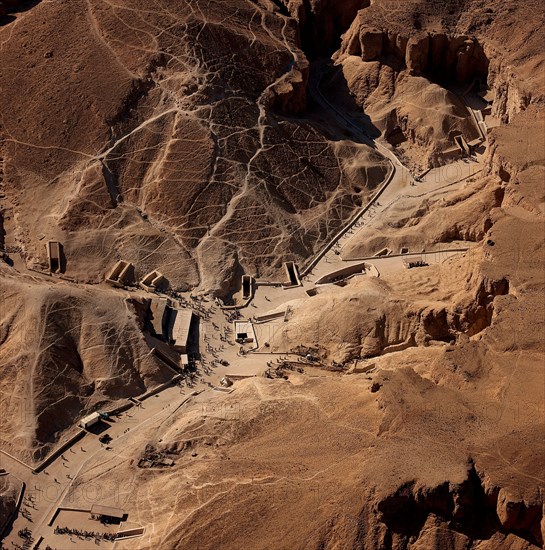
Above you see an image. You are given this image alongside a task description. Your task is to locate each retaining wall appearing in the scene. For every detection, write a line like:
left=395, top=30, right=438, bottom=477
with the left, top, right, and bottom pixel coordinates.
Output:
left=34, top=430, right=86, bottom=473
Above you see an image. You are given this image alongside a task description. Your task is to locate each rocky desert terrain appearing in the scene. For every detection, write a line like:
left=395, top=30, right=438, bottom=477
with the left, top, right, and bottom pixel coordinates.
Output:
left=0, top=0, right=543, bottom=549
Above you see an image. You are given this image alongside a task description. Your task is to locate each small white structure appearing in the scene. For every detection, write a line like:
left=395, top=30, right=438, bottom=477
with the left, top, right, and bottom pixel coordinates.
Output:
left=282, top=262, right=301, bottom=288
left=90, top=504, right=126, bottom=522
left=168, top=309, right=194, bottom=353
left=105, top=260, right=133, bottom=287
left=234, top=321, right=256, bottom=344
left=220, top=376, right=233, bottom=388
left=46, top=241, right=62, bottom=273
left=347, top=361, right=376, bottom=374
left=140, top=270, right=165, bottom=292
left=79, top=412, right=101, bottom=429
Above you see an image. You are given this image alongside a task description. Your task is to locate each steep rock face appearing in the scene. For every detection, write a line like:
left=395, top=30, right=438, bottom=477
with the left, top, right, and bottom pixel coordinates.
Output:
left=281, top=0, right=371, bottom=56
left=371, top=462, right=544, bottom=548
left=342, top=23, right=489, bottom=83
left=484, top=106, right=545, bottom=184
left=270, top=60, right=309, bottom=114
left=496, top=488, right=543, bottom=543
left=404, top=34, right=430, bottom=76
left=336, top=26, right=488, bottom=169
left=0, top=475, right=21, bottom=535
left=339, top=0, right=545, bottom=127
left=485, top=45, right=536, bottom=123
left=334, top=0, right=545, bottom=170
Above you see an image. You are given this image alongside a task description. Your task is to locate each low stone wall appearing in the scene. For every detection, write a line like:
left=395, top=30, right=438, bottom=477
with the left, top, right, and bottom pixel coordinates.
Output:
left=116, top=527, right=145, bottom=539
left=315, top=262, right=370, bottom=285
left=105, top=400, right=134, bottom=416
left=300, top=160, right=396, bottom=278
left=253, top=311, right=285, bottom=324
left=348, top=248, right=469, bottom=262
left=138, top=376, right=182, bottom=402
left=34, top=430, right=86, bottom=473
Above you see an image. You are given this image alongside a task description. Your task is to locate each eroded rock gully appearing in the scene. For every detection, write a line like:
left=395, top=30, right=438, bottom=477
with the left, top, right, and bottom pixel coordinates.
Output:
left=277, top=0, right=371, bottom=57
left=267, top=0, right=372, bottom=114
left=373, top=462, right=543, bottom=548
